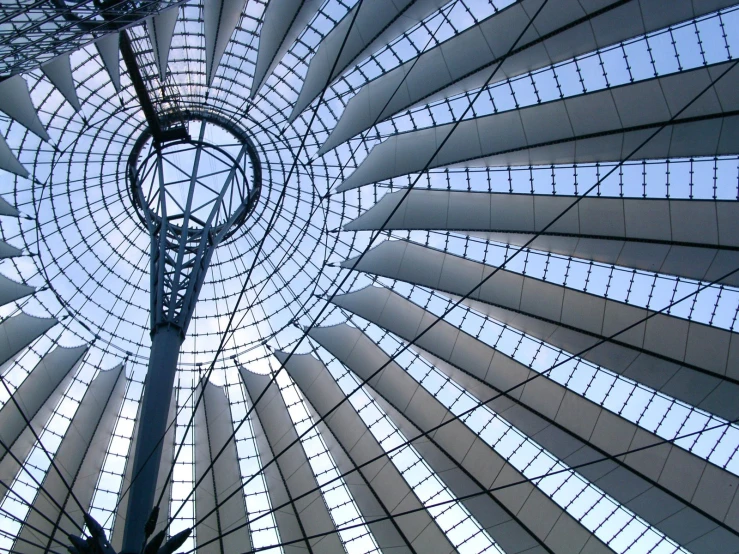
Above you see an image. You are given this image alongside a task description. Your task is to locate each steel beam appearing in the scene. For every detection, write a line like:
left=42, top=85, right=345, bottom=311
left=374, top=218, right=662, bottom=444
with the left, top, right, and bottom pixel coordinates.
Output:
left=121, top=325, right=182, bottom=552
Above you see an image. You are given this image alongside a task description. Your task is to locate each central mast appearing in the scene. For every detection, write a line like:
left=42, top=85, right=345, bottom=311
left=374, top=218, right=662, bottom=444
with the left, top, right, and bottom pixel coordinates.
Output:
left=122, top=113, right=261, bottom=550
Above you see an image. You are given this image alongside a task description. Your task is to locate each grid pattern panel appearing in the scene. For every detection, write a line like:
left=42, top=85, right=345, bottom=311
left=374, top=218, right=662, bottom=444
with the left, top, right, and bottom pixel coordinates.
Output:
left=316, top=350, right=503, bottom=554
left=276, top=369, right=379, bottom=554
left=358, top=318, right=687, bottom=554
left=0, top=0, right=737, bottom=552
left=224, top=368, right=283, bottom=553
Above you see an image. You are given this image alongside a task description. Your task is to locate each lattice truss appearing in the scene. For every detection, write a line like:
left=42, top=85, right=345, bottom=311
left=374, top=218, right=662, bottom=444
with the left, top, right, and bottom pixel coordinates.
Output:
left=0, top=0, right=738, bottom=553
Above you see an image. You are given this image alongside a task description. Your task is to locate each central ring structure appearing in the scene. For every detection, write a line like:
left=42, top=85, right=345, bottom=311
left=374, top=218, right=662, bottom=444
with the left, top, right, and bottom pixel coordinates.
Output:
left=127, top=112, right=262, bottom=243
left=121, top=113, right=264, bottom=551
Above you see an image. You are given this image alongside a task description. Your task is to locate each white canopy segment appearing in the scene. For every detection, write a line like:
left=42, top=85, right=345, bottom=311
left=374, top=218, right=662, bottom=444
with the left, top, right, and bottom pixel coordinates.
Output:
left=289, top=0, right=449, bottom=122
left=204, top=0, right=248, bottom=86
left=277, top=350, right=456, bottom=554
left=251, top=0, right=321, bottom=97
left=0, top=197, right=19, bottom=218
left=41, top=54, right=82, bottom=112
left=0, top=314, right=57, bottom=370
left=194, top=382, right=252, bottom=553
left=0, top=346, right=88, bottom=506
left=320, top=0, right=739, bottom=155
left=94, top=32, right=122, bottom=92
left=0, top=134, right=27, bottom=178
left=0, top=1, right=738, bottom=553
left=14, top=364, right=125, bottom=553
left=0, top=275, right=34, bottom=308
left=147, top=7, right=180, bottom=82
left=337, top=61, right=739, bottom=191
left=240, top=367, right=347, bottom=553
left=0, top=76, right=50, bottom=142
left=345, top=190, right=739, bottom=286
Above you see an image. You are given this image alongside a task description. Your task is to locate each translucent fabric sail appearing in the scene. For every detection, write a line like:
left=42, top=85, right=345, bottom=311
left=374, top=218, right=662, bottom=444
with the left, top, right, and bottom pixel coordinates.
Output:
left=0, top=1, right=738, bottom=553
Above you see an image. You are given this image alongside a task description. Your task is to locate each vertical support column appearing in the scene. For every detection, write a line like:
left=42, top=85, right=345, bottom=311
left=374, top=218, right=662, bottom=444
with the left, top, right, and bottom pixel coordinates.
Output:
left=122, top=325, right=182, bottom=552
left=111, top=383, right=177, bottom=551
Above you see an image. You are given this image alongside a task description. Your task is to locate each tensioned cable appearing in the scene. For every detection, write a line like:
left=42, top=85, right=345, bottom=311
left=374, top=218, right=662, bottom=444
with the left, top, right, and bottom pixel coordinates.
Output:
left=0, top=14, right=728, bottom=552
left=173, top=0, right=602, bottom=532
left=100, top=0, right=373, bottom=530
left=98, top=121, right=307, bottom=522
left=184, top=47, right=739, bottom=545
left=0, top=530, right=63, bottom=554
left=0, top=436, right=85, bottom=537
left=0, top=475, right=80, bottom=546
left=0, top=500, right=68, bottom=552
left=0, top=371, right=90, bottom=525
left=161, top=0, right=472, bottom=529
left=237, top=412, right=739, bottom=553
left=1, top=7, right=688, bottom=540
left=178, top=0, right=681, bottom=538
left=187, top=259, right=739, bottom=552
left=159, top=0, right=372, bottom=526
left=21, top=0, right=716, bottom=544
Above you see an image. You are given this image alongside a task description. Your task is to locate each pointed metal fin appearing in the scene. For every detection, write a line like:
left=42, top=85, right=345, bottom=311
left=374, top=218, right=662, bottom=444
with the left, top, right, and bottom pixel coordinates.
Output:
left=0, top=134, right=28, bottom=178
left=95, top=32, right=121, bottom=92
left=42, top=53, right=81, bottom=111
left=0, top=274, right=34, bottom=307
left=147, top=6, right=179, bottom=82
left=204, top=0, right=246, bottom=86
left=0, top=76, right=50, bottom=141
left=0, top=196, right=18, bottom=217
left=251, top=0, right=320, bottom=98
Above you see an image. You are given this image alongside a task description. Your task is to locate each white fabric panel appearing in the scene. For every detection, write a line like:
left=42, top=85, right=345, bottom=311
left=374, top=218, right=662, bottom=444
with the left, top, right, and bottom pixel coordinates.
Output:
left=337, top=61, right=739, bottom=191
left=238, top=366, right=308, bottom=554
left=345, top=189, right=739, bottom=286
left=0, top=240, right=21, bottom=259
left=0, top=133, right=28, bottom=178
left=0, top=274, right=34, bottom=307
left=414, top=347, right=739, bottom=553
left=0, top=196, right=19, bottom=217
left=251, top=0, right=321, bottom=97
left=290, top=0, right=446, bottom=121
left=367, top=389, right=548, bottom=554
left=0, top=346, right=87, bottom=506
left=41, top=53, right=81, bottom=112
left=343, top=240, right=739, bottom=382
left=469, top=232, right=739, bottom=288
left=95, top=33, right=121, bottom=92
left=457, top=294, right=739, bottom=422
left=147, top=6, right=180, bottom=81
left=110, top=388, right=176, bottom=551
left=277, top=350, right=449, bottom=554
left=347, top=190, right=739, bottom=247
left=309, top=323, right=611, bottom=554
left=16, top=365, right=125, bottom=553
left=0, top=76, right=50, bottom=142
left=239, top=368, right=345, bottom=553
left=62, top=365, right=126, bottom=534
left=330, top=285, right=739, bottom=537
left=204, top=0, right=247, bottom=86
left=0, top=313, right=57, bottom=370
left=322, top=0, right=738, bottom=154
left=194, top=382, right=251, bottom=554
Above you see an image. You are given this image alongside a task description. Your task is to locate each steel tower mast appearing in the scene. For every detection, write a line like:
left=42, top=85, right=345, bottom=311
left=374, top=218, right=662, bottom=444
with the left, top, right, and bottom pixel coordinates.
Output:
left=121, top=113, right=261, bottom=550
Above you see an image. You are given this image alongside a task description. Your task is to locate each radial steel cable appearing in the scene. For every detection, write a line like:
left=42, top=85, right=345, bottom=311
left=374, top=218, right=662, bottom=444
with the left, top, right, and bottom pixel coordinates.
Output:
left=181, top=51, right=739, bottom=543
left=187, top=259, right=739, bottom=551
